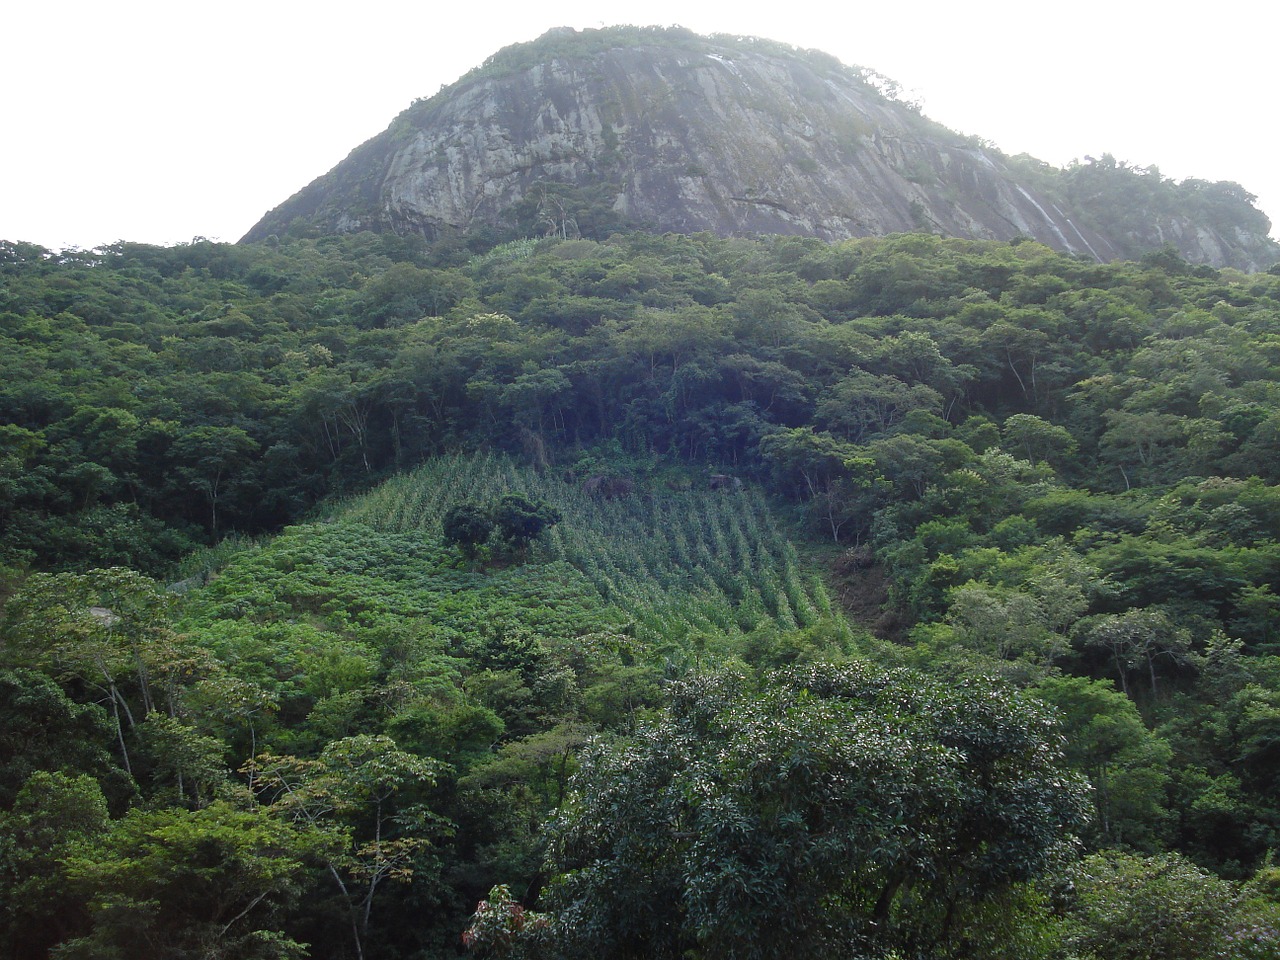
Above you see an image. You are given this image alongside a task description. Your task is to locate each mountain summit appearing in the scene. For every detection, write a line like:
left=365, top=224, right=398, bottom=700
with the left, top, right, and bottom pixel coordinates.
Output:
left=243, top=26, right=1277, bottom=270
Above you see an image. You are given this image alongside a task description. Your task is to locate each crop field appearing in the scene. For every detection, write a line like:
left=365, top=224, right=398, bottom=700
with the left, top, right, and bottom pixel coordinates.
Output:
left=340, top=453, right=850, bottom=647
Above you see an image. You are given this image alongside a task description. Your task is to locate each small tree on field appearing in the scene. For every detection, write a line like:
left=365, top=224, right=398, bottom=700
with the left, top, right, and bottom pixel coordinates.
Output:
left=491, top=495, right=561, bottom=556
left=443, top=503, right=496, bottom=560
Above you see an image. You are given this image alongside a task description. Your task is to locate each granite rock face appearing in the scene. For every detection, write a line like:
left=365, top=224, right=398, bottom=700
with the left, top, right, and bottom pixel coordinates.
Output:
left=244, top=28, right=1277, bottom=270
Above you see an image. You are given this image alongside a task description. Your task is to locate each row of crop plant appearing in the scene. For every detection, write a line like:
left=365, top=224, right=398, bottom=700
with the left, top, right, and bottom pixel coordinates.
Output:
left=339, top=453, right=851, bottom=648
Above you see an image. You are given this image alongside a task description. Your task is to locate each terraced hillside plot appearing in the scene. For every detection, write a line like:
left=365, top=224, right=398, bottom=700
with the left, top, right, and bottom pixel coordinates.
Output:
left=341, top=453, right=850, bottom=648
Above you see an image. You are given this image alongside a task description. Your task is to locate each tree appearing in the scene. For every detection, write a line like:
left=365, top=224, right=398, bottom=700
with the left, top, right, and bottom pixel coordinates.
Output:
left=1, top=567, right=203, bottom=779
left=491, top=494, right=561, bottom=554
left=979, top=317, right=1052, bottom=404
left=141, top=713, right=231, bottom=808
left=815, top=369, right=942, bottom=444
left=0, top=771, right=110, bottom=959
left=758, top=426, right=857, bottom=498
left=1231, top=584, right=1280, bottom=653
left=1074, top=606, right=1196, bottom=698
left=757, top=427, right=879, bottom=542
left=1064, top=851, right=1236, bottom=960
left=943, top=581, right=1067, bottom=679
left=170, top=425, right=259, bottom=535
left=0, top=668, right=123, bottom=808
left=534, top=663, right=1090, bottom=960
left=443, top=502, right=496, bottom=560
left=246, top=735, right=446, bottom=960
left=1001, top=414, right=1077, bottom=468
left=57, top=801, right=324, bottom=960
left=1033, top=675, right=1172, bottom=850
left=1097, top=410, right=1186, bottom=490
left=862, top=433, right=958, bottom=500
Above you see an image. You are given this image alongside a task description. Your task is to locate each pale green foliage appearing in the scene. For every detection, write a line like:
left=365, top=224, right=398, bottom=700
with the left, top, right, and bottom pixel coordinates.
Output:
left=342, top=452, right=849, bottom=651
left=945, top=581, right=1068, bottom=677
left=1065, top=850, right=1236, bottom=960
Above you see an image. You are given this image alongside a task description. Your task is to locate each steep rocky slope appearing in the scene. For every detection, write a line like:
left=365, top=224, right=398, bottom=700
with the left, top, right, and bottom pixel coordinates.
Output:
left=244, top=26, right=1277, bottom=270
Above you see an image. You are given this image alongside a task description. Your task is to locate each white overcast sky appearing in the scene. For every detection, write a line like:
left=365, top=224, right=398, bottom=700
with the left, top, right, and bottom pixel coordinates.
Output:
left=3, top=0, right=1277, bottom=250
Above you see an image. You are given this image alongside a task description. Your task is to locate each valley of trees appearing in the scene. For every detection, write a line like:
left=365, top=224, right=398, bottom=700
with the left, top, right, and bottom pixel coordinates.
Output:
left=3, top=227, right=1280, bottom=958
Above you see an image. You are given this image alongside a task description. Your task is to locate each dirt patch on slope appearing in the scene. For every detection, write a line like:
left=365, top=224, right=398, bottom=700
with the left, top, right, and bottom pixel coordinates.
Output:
left=829, top=549, right=908, bottom=642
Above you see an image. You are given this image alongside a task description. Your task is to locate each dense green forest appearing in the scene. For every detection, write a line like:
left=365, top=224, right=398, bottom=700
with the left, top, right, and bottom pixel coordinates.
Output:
left=3, top=229, right=1280, bottom=958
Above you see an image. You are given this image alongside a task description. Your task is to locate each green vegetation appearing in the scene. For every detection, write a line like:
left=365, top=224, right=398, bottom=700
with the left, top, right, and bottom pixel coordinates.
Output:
left=1062, top=155, right=1274, bottom=256
left=4, top=224, right=1280, bottom=957
left=344, top=453, right=847, bottom=652
left=533, top=664, right=1090, bottom=960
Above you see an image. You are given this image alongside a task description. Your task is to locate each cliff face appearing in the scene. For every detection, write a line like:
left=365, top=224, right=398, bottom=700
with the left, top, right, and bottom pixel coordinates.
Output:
left=244, top=27, right=1277, bottom=271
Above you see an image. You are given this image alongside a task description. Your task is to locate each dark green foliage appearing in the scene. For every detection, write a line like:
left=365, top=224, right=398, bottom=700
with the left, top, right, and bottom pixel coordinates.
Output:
left=491, top=494, right=561, bottom=548
left=0, top=771, right=110, bottom=958
left=537, top=663, right=1089, bottom=960
left=443, top=502, right=495, bottom=557
left=0, top=669, right=124, bottom=809
left=441, top=494, right=563, bottom=559
left=4, top=228, right=1280, bottom=573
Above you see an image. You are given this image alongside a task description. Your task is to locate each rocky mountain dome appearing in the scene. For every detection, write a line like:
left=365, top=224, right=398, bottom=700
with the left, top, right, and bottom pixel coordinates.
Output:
left=243, top=26, right=1278, bottom=270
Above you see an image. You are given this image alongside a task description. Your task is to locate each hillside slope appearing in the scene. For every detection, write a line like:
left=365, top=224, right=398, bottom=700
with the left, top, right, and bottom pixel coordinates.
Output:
left=244, top=26, right=1277, bottom=270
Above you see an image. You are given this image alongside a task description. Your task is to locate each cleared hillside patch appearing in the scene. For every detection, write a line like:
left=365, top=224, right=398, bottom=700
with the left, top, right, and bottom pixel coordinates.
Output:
left=339, top=452, right=852, bottom=651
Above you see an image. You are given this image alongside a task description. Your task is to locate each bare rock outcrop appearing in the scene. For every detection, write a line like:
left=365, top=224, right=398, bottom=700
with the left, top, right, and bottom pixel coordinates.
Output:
left=244, top=27, right=1277, bottom=271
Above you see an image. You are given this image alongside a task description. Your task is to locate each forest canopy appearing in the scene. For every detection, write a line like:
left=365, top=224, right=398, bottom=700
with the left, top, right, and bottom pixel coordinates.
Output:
left=3, top=227, right=1280, bottom=958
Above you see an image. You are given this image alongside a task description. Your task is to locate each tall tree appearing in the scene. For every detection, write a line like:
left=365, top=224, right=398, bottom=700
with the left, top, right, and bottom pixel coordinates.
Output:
left=246, top=735, right=446, bottom=960
left=534, top=663, right=1089, bottom=960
